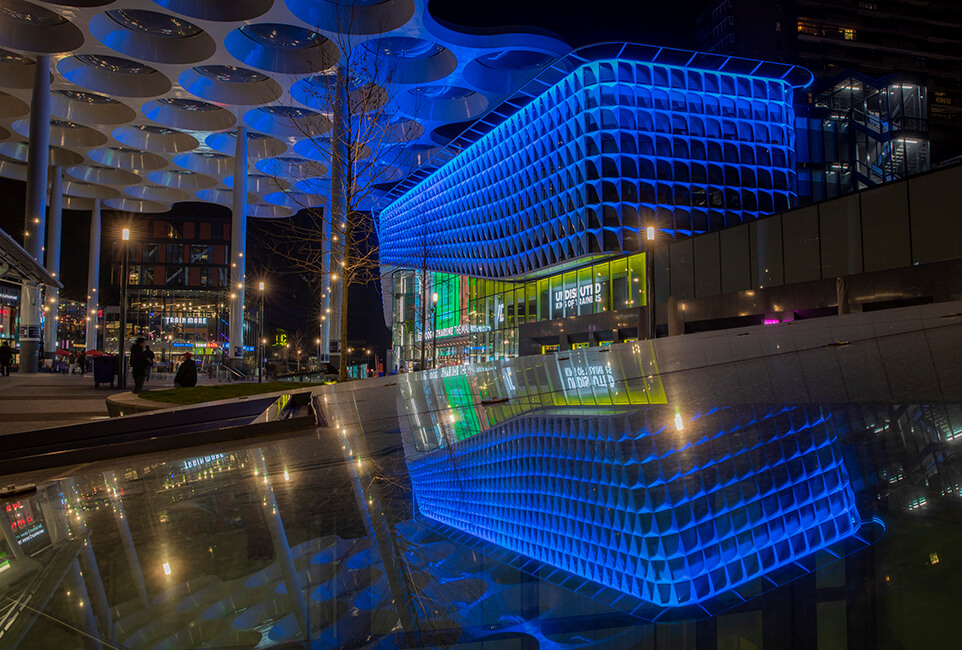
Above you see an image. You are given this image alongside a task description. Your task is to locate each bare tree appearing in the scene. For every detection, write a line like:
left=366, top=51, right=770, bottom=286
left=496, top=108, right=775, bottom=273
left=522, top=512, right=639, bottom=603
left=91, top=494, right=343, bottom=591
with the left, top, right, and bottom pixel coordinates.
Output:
left=256, top=7, right=418, bottom=383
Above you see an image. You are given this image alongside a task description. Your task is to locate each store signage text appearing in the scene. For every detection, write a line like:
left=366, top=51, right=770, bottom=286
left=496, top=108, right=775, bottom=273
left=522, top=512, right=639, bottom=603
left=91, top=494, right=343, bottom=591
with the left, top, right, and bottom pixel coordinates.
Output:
left=417, top=323, right=492, bottom=342
left=164, top=316, right=207, bottom=325
left=554, top=282, right=603, bottom=311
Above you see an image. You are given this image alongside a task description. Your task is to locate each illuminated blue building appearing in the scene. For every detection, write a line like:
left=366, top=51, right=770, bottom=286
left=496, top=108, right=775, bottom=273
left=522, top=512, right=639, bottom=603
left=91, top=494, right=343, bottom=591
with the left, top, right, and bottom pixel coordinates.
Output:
left=379, top=44, right=813, bottom=367
left=380, top=44, right=813, bottom=279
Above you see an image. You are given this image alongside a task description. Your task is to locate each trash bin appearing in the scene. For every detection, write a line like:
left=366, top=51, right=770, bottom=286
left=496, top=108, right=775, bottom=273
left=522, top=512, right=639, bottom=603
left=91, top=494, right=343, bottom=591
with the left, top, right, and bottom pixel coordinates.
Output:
left=93, top=355, right=116, bottom=388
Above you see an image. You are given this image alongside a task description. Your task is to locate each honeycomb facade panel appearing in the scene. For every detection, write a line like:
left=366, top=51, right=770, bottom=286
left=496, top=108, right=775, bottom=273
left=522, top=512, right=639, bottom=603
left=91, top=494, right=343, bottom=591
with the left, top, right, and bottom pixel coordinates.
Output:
left=380, top=58, right=804, bottom=280
left=404, top=405, right=861, bottom=607
left=0, top=1, right=571, bottom=214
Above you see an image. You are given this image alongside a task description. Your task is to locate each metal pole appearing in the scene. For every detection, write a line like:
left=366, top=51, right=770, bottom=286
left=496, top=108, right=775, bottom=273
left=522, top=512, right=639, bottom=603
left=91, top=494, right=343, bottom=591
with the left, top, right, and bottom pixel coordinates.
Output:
left=646, top=227, right=655, bottom=340
left=119, top=236, right=129, bottom=389
left=432, top=304, right=438, bottom=369
left=258, top=289, right=264, bottom=383
left=230, top=126, right=248, bottom=367
left=19, top=55, right=50, bottom=373
left=85, top=200, right=101, bottom=352
left=44, top=166, right=63, bottom=359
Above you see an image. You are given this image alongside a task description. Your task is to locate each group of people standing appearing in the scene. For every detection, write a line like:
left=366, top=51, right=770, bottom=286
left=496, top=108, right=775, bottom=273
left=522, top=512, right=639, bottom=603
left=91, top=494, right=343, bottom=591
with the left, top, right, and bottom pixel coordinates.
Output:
left=0, top=342, right=88, bottom=376
left=128, top=337, right=196, bottom=393
left=64, top=350, right=87, bottom=375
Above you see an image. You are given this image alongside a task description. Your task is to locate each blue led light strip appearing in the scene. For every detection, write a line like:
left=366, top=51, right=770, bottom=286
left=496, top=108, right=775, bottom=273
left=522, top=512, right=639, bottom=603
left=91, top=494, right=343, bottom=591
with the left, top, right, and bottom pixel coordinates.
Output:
left=380, top=55, right=804, bottom=280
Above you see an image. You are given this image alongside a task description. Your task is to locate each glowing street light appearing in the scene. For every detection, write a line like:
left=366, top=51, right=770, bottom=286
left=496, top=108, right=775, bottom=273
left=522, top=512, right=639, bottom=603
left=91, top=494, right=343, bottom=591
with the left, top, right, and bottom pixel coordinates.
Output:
left=257, top=280, right=266, bottom=383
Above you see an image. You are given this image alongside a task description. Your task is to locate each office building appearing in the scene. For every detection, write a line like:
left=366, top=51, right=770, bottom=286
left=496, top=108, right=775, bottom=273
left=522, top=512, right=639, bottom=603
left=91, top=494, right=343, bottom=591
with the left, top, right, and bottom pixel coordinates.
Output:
left=697, top=0, right=962, bottom=162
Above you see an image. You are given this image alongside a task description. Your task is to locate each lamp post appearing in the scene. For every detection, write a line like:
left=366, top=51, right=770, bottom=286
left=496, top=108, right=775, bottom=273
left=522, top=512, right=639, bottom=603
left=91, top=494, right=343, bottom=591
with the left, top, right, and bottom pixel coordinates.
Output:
left=432, top=291, right=438, bottom=369
left=257, top=281, right=265, bottom=383
left=315, top=338, right=321, bottom=371
left=645, top=226, right=655, bottom=341
left=119, top=227, right=130, bottom=389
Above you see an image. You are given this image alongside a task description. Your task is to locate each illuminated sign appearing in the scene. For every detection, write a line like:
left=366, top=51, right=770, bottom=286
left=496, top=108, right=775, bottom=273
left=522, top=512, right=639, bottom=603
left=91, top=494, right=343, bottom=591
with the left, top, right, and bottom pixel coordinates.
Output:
left=553, top=282, right=603, bottom=312
left=417, top=323, right=492, bottom=342
left=164, top=316, right=208, bottom=325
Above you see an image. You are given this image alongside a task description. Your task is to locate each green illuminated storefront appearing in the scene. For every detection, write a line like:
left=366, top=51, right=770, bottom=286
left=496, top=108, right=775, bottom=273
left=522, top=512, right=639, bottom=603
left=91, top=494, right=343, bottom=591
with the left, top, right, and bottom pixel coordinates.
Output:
left=390, top=252, right=649, bottom=369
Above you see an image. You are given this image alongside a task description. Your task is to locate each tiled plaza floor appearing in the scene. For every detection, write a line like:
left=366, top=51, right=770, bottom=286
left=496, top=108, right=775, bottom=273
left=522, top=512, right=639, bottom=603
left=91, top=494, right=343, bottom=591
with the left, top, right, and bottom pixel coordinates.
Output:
left=0, top=371, right=220, bottom=435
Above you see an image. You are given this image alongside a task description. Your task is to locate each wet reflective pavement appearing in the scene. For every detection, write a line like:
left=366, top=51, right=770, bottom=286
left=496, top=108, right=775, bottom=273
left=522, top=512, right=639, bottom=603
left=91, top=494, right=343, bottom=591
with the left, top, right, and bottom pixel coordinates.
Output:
left=2, top=304, right=961, bottom=648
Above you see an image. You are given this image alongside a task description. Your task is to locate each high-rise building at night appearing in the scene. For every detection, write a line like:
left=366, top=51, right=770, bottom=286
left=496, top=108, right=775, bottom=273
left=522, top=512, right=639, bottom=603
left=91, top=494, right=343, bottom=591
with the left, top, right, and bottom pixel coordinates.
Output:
left=697, top=0, right=962, bottom=162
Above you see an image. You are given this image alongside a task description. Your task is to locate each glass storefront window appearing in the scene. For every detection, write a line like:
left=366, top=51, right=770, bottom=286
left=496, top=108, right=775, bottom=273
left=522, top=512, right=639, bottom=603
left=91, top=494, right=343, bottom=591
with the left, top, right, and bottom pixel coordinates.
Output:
left=563, top=271, right=576, bottom=318
left=397, top=253, right=649, bottom=365
left=577, top=267, right=593, bottom=316
left=611, top=259, right=629, bottom=310
left=629, top=253, right=646, bottom=307
left=526, top=284, right=537, bottom=325
left=538, top=279, right=549, bottom=320
left=595, top=262, right=611, bottom=311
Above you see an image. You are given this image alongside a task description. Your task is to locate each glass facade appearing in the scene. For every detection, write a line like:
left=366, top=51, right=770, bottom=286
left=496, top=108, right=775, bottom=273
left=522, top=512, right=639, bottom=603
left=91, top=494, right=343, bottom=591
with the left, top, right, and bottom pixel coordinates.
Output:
left=393, top=253, right=647, bottom=367
left=796, top=73, right=929, bottom=201
left=113, top=217, right=230, bottom=291
left=106, top=215, right=256, bottom=367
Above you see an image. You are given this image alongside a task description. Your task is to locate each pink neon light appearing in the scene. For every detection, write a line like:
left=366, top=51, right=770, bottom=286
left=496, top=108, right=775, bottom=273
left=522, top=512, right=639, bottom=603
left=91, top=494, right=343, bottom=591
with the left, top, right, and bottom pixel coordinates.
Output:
left=763, top=319, right=780, bottom=325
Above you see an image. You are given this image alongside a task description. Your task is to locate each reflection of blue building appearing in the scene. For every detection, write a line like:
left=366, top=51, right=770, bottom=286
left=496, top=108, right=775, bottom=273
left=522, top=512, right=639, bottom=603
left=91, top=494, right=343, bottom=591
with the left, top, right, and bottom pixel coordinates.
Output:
left=404, top=398, right=860, bottom=607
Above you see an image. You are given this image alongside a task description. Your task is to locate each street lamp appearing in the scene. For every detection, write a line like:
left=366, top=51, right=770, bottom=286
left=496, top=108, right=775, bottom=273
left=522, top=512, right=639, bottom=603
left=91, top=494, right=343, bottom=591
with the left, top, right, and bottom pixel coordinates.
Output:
left=119, top=227, right=130, bottom=389
left=257, top=281, right=265, bottom=383
left=645, top=226, right=655, bottom=340
left=432, top=291, right=439, bottom=369
left=315, top=338, right=321, bottom=371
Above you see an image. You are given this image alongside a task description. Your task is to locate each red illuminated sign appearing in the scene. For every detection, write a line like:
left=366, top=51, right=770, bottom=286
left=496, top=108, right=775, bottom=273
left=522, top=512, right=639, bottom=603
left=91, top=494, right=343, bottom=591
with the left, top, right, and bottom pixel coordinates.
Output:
left=5, top=501, right=33, bottom=530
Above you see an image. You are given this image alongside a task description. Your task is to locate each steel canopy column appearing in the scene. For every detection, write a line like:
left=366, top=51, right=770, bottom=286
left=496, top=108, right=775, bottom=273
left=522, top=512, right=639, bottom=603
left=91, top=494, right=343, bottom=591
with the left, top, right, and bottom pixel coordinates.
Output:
left=44, top=166, right=63, bottom=358
left=328, top=70, right=348, bottom=370
left=85, top=199, right=101, bottom=352
left=230, top=126, right=248, bottom=365
left=19, top=54, right=50, bottom=373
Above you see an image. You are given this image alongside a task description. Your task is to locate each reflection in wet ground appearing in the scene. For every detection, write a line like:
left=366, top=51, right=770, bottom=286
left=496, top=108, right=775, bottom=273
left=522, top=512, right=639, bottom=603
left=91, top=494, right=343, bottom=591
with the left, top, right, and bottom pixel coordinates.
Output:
left=2, top=307, right=962, bottom=648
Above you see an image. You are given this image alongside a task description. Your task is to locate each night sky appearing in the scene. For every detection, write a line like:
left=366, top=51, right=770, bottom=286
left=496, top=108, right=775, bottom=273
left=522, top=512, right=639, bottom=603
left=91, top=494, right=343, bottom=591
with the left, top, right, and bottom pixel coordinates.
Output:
left=429, top=0, right=705, bottom=50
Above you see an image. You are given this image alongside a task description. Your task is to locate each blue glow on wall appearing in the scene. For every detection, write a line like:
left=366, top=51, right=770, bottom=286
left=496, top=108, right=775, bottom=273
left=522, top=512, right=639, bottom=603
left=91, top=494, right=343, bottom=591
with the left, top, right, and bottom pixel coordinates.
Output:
left=380, top=57, right=805, bottom=280
left=404, top=404, right=861, bottom=607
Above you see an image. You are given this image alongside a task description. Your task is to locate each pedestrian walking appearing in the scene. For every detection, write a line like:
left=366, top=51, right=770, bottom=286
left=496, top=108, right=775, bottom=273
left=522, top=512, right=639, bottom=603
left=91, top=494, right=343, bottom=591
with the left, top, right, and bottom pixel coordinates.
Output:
left=144, top=345, right=155, bottom=382
left=67, top=352, right=76, bottom=375
left=78, top=350, right=87, bottom=376
left=0, top=341, right=12, bottom=377
left=130, top=337, right=148, bottom=393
